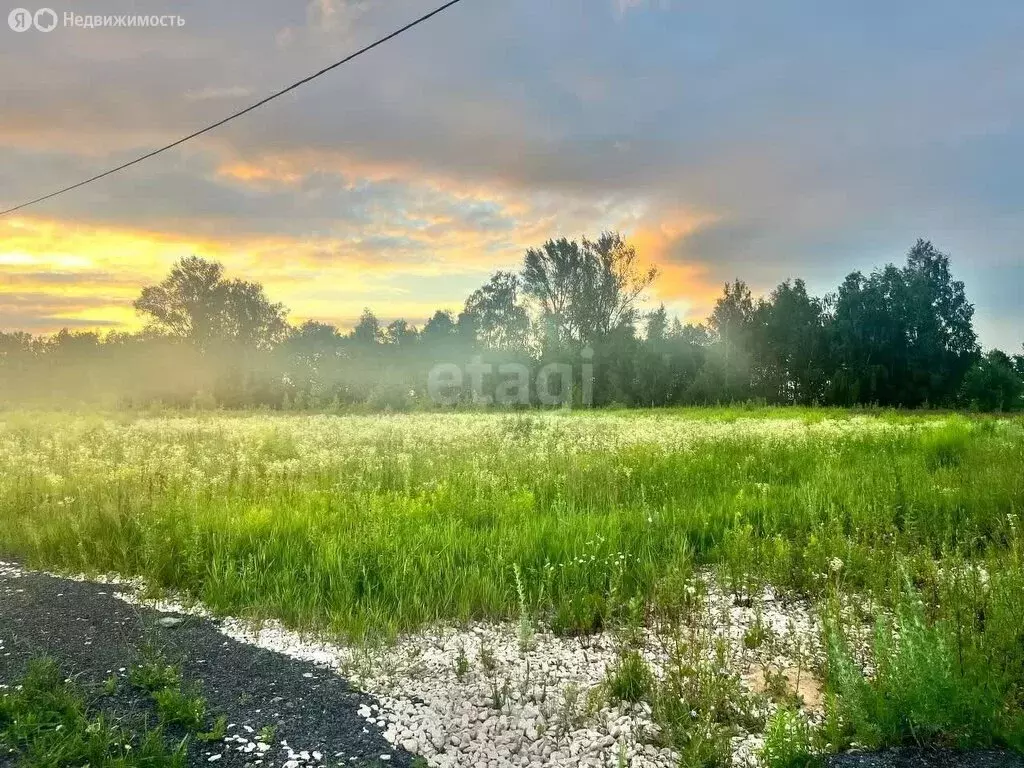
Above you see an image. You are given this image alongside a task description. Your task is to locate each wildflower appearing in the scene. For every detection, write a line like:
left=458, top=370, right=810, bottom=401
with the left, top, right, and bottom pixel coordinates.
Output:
left=828, top=557, right=844, bottom=573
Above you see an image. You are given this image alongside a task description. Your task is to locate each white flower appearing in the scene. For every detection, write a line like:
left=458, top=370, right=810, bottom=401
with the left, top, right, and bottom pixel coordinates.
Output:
left=828, top=557, right=844, bottom=573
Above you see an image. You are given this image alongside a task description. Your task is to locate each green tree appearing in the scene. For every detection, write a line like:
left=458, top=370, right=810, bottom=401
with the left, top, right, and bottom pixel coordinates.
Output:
left=384, top=319, right=419, bottom=347
left=829, top=240, right=978, bottom=406
left=222, top=279, right=290, bottom=350
left=521, top=232, right=656, bottom=345
left=900, top=239, right=978, bottom=404
left=280, top=321, right=345, bottom=405
left=463, top=271, right=530, bottom=351
left=421, top=310, right=456, bottom=344
left=960, top=350, right=1023, bottom=411
left=698, top=279, right=756, bottom=400
left=644, top=305, right=670, bottom=345
left=134, top=256, right=287, bottom=350
left=349, top=309, right=382, bottom=347
left=751, top=279, right=827, bottom=404
left=634, top=307, right=707, bottom=406
left=420, top=309, right=475, bottom=364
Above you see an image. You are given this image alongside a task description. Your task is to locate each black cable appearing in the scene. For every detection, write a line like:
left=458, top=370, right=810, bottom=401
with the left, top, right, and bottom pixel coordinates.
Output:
left=0, top=0, right=467, bottom=216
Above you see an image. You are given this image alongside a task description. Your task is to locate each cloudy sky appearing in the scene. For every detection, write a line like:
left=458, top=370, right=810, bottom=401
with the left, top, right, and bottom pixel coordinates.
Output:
left=2, top=0, right=1021, bottom=350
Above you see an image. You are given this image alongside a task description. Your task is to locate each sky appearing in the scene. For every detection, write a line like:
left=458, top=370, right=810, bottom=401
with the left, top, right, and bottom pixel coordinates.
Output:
left=1, top=0, right=1021, bottom=351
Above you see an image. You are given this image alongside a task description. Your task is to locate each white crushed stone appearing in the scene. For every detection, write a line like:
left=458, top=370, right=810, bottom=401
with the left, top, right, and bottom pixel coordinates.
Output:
left=0, top=562, right=25, bottom=579
left=0, top=561, right=840, bottom=767
left=127, top=582, right=829, bottom=767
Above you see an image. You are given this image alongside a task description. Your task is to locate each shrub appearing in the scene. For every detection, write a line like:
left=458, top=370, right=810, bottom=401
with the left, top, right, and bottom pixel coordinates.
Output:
left=607, top=649, right=653, bottom=704
left=761, top=708, right=817, bottom=768
left=824, top=571, right=1024, bottom=750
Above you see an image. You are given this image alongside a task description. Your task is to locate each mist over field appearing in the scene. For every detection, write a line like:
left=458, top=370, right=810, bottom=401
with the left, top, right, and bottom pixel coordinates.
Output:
left=2, top=237, right=1021, bottom=413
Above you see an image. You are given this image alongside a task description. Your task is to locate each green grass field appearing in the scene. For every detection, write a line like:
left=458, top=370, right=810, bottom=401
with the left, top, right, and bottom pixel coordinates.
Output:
left=2, top=408, right=1023, bottom=757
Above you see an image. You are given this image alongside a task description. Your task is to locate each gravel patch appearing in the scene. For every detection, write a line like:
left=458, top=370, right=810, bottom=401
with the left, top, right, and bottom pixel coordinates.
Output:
left=5, top=561, right=1021, bottom=768
left=119, top=578, right=830, bottom=767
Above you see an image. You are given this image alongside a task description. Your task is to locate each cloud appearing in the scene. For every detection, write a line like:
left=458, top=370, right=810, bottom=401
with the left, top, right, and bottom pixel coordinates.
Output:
left=306, top=0, right=371, bottom=33
left=625, top=209, right=725, bottom=322
left=0, top=292, right=129, bottom=334
left=0, top=0, right=1021, bottom=348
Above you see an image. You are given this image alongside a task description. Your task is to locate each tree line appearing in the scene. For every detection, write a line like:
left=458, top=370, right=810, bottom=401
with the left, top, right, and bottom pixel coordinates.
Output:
left=1, top=234, right=1021, bottom=411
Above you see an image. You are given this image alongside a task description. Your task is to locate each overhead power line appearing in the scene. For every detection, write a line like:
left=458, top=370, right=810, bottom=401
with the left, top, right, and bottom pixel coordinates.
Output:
left=0, top=0, right=467, bottom=217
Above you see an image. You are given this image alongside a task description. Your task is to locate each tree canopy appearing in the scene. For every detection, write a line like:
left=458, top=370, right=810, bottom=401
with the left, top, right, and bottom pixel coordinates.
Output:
left=133, top=255, right=288, bottom=350
left=2, top=236, right=1020, bottom=411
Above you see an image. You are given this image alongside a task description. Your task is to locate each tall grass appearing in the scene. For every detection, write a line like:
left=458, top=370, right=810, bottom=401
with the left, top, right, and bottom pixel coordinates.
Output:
left=3, top=410, right=1024, bottom=753
left=0, top=410, right=1020, bottom=640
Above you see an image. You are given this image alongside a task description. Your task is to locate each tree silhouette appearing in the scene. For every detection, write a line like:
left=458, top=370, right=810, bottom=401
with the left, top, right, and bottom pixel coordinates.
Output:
left=521, top=232, right=657, bottom=345
left=463, top=271, right=530, bottom=351
left=751, top=279, right=827, bottom=404
left=829, top=241, right=978, bottom=406
left=134, top=256, right=287, bottom=350
left=1, top=236, right=1018, bottom=411
left=961, top=350, right=1023, bottom=411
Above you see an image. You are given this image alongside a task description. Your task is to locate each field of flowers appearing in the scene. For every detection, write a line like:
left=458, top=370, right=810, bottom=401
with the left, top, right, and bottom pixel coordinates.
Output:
left=1, top=408, right=1023, bottom=762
